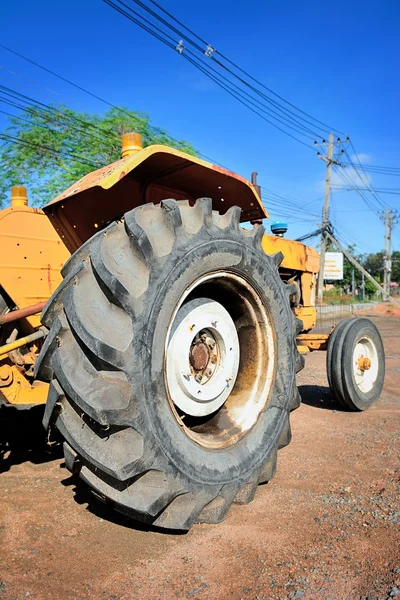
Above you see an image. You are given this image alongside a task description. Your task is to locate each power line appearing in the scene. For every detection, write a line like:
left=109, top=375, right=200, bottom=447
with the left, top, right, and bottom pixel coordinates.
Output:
left=344, top=143, right=388, bottom=210
left=133, top=0, right=329, bottom=139
left=0, top=132, right=100, bottom=168
left=141, top=0, right=344, bottom=137
left=101, top=0, right=320, bottom=147
left=332, top=165, right=381, bottom=214
left=181, top=54, right=318, bottom=149
left=341, top=162, right=400, bottom=175
left=0, top=84, right=112, bottom=142
left=0, top=43, right=208, bottom=161
left=100, top=0, right=338, bottom=148
left=260, top=187, right=320, bottom=218
left=332, top=185, right=400, bottom=195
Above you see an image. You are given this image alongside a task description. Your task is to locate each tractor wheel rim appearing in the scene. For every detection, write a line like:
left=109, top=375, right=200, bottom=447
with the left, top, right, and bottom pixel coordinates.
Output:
left=353, top=335, right=379, bottom=393
left=166, top=300, right=240, bottom=417
left=165, top=272, right=276, bottom=449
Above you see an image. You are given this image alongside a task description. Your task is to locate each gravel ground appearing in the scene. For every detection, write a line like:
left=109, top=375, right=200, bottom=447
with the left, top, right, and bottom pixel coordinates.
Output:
left=0, top=313, right=399, bottom=600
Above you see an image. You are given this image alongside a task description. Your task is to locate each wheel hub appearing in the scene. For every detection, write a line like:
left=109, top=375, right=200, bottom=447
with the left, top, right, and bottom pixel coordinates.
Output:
left=166, top=299, right=240, bottom=417
left=353, top=336, right=379, bottom=393
left=357, top=356, right=371, bottom=371
left=190, top=340, right=210, bottom=371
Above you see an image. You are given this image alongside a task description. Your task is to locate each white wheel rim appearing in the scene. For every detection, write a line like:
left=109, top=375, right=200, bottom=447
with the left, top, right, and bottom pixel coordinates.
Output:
left=352, top=335, right=379, bottom=393
left=166, top=300, right=240, bottom=417
left=164, top=272, right=276, bottom=449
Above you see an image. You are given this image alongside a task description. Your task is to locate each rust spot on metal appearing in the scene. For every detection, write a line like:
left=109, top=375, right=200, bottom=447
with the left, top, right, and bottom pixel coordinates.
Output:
left=358, top=356, right=371, bottom=371
left=211, top=164, right=248, bottom=184
left=189, top=342, right=209, bottom=371
left=47, top=264, right=52, bottom=291
left=0, top=302, right=46, bottom=325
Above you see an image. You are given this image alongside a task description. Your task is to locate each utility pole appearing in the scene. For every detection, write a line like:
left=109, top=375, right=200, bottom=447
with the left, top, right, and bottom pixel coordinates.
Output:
left=325, top=230, right=400, bottom=309
left=384, top=207, right=389, bottom=300
left=316, top=133, right=334, bottom=302
left=380, top=208, right=400, bottom=301
left=316, top=134, right=349, bottom=302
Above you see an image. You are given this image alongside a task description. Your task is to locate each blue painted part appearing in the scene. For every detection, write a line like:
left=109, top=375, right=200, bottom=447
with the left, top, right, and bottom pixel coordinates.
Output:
left=270, top=221, right=288, bottom=235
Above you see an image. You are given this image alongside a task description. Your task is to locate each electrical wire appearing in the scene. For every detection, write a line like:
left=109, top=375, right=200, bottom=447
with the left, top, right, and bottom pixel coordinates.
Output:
left=332, top=165, right=381, bottom=214
left=0, top=43, right=208, bottom=161
left=130, top=0, right=329, bottom=138
left=343, top=143, right=395, bottom=212
left=100, top=0, right=331, bottom=148
left=140, top=0, right=344, bottom=137
left=0, top=132, right=101, bottom=168
left=341, top=162, right=400, bottom=175
left=0, top=84, right=113, bottom=142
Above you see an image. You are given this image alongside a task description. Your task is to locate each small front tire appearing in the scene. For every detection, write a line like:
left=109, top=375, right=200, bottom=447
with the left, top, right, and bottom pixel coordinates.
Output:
left=327, top=317, right=385, bottom=411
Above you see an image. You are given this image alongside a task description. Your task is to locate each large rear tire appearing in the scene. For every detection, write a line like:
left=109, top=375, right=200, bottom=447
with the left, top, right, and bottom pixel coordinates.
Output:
left=36, top=198, right=303, bottom=530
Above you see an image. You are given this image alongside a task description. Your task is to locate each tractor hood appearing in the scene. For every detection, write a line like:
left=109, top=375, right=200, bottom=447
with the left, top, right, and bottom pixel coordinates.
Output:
left=44, top=144, right=268, bottom=253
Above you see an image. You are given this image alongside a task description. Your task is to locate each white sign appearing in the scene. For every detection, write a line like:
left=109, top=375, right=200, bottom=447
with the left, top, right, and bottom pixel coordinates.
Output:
left=324, top=252, right=343, bottom=280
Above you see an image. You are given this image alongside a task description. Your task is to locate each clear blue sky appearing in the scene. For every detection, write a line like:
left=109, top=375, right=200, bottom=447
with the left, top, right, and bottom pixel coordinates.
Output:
left=1, top=0, right=399, bottom=252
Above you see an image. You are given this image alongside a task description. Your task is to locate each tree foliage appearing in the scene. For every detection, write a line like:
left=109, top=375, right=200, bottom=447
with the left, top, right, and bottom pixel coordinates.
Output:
left=0, top=105, right=197, bottom=207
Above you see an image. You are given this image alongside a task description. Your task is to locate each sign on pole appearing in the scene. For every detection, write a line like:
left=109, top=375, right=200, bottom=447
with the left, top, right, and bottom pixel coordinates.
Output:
left=324, top=252, right=343, bottom=280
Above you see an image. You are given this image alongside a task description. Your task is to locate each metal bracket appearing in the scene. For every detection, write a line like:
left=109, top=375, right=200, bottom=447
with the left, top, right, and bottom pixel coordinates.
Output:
left=176, top=40, right=185, bottom=54
left=205, top=44, right=215, bottom=57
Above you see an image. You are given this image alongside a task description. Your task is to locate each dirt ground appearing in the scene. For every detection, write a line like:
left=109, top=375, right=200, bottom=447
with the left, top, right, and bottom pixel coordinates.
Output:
left=1, top=313, right=399, bottom=600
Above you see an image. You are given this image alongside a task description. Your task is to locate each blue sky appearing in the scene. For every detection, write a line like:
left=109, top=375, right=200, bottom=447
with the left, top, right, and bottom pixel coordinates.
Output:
left=1, top=0, right=399, bottom=252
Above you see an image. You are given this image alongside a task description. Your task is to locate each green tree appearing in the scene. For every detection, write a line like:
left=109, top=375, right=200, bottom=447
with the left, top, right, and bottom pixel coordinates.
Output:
left=364, top=251, right=384, bottom=280
left=0, top=105, right=197, bottom=207
left=392, top=250, right=400, bottom=283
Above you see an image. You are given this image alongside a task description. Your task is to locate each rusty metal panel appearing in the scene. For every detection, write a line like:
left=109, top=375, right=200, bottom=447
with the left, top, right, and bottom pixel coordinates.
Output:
left=296, top=333, right=330, bottom=351
left=43, top=146, right=267, bottom=252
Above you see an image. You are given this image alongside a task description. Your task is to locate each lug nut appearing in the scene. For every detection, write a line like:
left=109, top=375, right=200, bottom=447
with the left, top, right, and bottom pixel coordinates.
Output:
left=195, top=373, right=202, bottom=383
left=210, top=355, right=217, bottom=364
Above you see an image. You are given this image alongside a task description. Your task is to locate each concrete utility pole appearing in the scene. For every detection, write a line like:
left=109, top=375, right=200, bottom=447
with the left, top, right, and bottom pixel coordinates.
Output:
left=316, top=134, right=349, bottom=302
left=380, top=208, right=399, bottom=301
left=316, top=133, right=334, bottom=302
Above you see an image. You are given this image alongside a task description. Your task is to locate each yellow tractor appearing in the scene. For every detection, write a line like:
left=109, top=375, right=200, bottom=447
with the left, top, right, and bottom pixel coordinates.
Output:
left=0, top=134, right=385, bottom=529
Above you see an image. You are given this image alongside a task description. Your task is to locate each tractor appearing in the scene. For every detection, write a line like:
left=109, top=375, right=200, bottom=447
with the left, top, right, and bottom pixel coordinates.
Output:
left=0, top=133, right=385, bottom=529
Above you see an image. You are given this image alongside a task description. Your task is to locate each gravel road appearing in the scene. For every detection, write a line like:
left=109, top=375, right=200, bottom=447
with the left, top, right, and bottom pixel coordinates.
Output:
left=1, top=313, right=399, bottom=600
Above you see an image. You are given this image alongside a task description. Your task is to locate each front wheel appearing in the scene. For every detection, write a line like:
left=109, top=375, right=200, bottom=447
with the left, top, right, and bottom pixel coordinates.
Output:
left=36, top=198, right=303, bottom=530
left=327, top=317, right=385, bottom=411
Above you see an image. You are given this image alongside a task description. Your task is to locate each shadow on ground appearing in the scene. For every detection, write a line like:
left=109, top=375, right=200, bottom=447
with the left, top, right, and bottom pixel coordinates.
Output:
left=299, top=384, right=342, bottom=411
left=60, top=469, right=188, bottom=536
left=0, top=403, right=62, bottom=473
